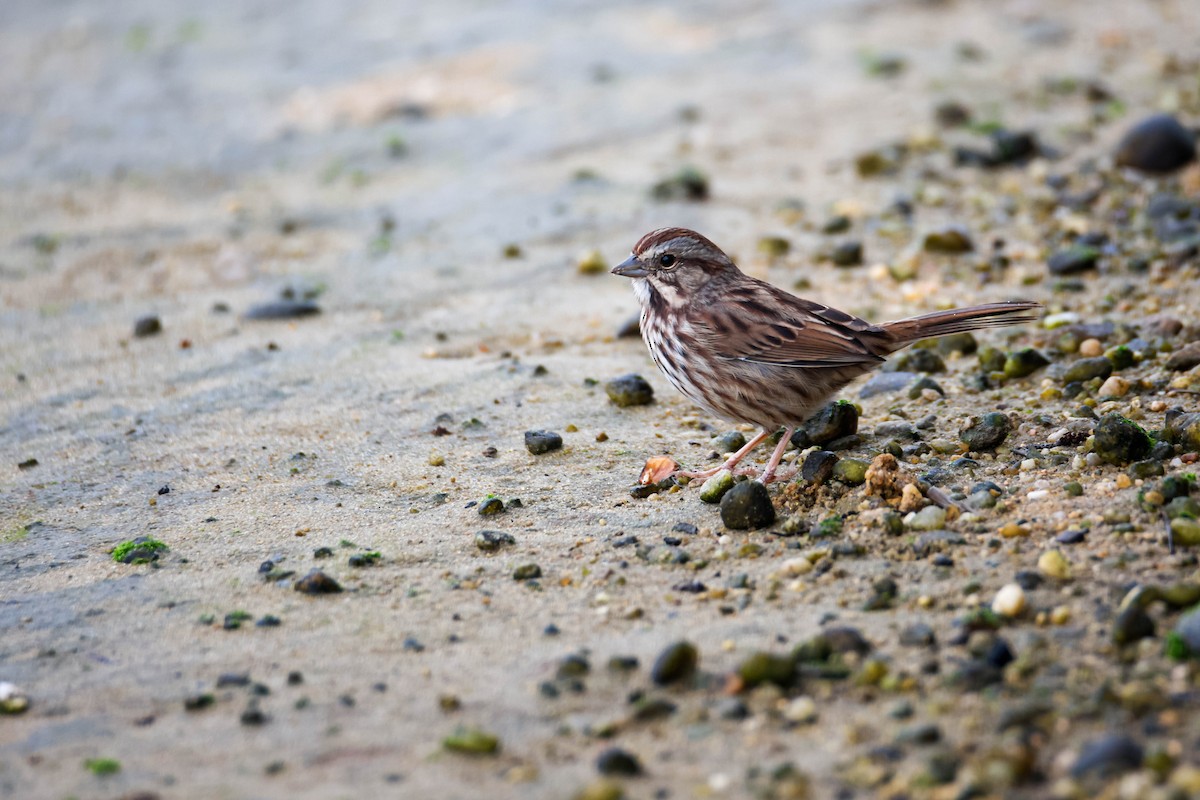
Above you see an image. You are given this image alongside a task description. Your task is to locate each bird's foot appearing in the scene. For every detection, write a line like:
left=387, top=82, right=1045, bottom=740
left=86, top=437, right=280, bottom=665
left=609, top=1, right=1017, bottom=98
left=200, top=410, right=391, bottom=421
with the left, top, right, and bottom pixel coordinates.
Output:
left=673, top=465, right=730, bottom=482
left=756, top=465, right=798, bottom=485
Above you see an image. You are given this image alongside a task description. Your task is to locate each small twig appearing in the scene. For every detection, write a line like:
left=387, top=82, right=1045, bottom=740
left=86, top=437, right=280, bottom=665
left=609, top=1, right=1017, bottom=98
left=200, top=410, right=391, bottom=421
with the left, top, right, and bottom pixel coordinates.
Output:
left=926, top=485, right=964, bottom=511
left=1162, top=510, right=1175, bottom=555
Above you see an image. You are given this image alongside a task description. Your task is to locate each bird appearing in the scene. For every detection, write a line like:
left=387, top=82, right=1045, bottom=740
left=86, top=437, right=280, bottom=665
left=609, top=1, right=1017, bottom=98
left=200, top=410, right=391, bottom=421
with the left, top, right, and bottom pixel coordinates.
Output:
left=612, top=227, right=1040, bottom=484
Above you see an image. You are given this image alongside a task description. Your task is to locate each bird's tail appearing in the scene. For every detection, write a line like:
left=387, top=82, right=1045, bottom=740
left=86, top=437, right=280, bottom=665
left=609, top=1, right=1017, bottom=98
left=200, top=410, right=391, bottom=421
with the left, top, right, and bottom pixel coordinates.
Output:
left=881, top=301, right=1041, bottom=349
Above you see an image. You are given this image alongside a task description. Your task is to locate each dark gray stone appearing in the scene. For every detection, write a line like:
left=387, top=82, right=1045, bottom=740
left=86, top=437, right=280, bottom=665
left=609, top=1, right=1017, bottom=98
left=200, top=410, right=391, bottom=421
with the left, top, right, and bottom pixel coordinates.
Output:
left=524, top=429, right=563, bottom=455
left=1115, top=114, right=1197, bottom=174
left=719, top=481, right=775, bottom=530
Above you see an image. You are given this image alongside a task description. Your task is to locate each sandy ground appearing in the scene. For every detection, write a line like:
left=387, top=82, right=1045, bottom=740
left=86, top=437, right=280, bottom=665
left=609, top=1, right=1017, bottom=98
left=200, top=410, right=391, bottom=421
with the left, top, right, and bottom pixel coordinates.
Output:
left=2, top=0, right=1200, bottom=798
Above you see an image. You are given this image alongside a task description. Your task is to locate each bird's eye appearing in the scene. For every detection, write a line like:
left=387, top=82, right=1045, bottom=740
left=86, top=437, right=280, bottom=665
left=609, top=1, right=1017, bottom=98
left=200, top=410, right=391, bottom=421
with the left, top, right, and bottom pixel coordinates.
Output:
left=658, top=254, right=676, bottom=268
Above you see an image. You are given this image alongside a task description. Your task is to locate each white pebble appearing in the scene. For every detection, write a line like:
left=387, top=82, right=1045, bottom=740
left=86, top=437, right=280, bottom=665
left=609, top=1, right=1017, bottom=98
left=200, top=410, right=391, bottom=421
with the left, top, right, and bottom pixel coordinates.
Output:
left=1026, top=489, right=1049, bottom=500
left=779, top=557, right=813, bottom=577
left=709, top=773, right=732, bottom=792
left=1098, top=376, right=1129, bottom=398
left=992, top=583, right=1027, bottom=617
left=783, top=695, right=818, bottom=723
left=1043, top=312, right=1080, bottom=329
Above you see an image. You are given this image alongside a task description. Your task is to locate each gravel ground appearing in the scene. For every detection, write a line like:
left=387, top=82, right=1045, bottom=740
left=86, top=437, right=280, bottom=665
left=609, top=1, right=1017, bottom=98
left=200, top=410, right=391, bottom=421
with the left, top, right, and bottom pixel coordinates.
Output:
left=2, top=1, right=1200, bottom=798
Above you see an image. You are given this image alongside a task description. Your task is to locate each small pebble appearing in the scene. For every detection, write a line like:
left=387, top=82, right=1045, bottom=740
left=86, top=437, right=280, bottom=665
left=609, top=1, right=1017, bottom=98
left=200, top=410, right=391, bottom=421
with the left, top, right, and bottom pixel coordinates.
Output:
left=513, top=564, right=542, bottom=580
left=1056, top=529, right=1086, bottom=544
left=650, top=165, right=709, bottom=201
left=1070, top=733, right=1144, bottom=778
left=1171, top=517, right=1200, bottom=547
left=240, top=703, right=268, bottom=726
left=1003, top=348, right=1050, bottom=379
left=294, top=570, right=343, bottom=595
left=1061, top=356, right=1113, bottom=384
left=1047, top=245, right=1099, bottom=276
left=960, top=413, right=1011, bottom=452
left=736, top=651, right=798, bottom=688
left=713, top=430, right=747, bottom=453
left=1172, top=606, right=1200, bottom=655
left=1165, top=342, right=1200, bottom=372
left=651, top=641, right=698, bottom=685
left=899, top=623, right=936, bottom=647
left=573, top=779, right=625, bottom=800
left=906, top=506, right=946, bottom=531
left=1037, top=549, right=1070, bottom=580
left=801, top=451, right=839, bottom=485
left=1114, top=114, right=1197, bottom=173
left=1093, top=413, right=1152, bottom=465
left=183, top=693, right=215, bottom=711
left=243, top=301, right=321, bottom=320
left=475, top=530, right=516, bottom=552
left=799, top=401, right=859, bottom=446
left=524, top=430, right=563, bottom=455
left=832, top=458, right=868, bottom=486
left=992, top=584, right=1026, bottom=617
left=859, top=372, right=916, bottom=399
left=605, top=374, right=654, bottom=407
left=133, top=315, right=162, bottom=337
left=782, top=696, right=817, bottom=723
left=830, top=240, right=863, bottom=267
left=0, top=682, right=29, bottom=715
left=477, top=497, right=505, bottom=516
left=1112, top=605, right=1155, bottom=645
left=699, top=470, right=735, bottom=504
left=758, top=236, right=791, bottom=258
left=719, top=481, right=775, bottom=530
left=595, top=747, right=643, bottom=776
left=443, top=726, right=500, bottom=755
left=577, top=250, right=607, bottom=275
left=922, top=225, right=974, bottom=253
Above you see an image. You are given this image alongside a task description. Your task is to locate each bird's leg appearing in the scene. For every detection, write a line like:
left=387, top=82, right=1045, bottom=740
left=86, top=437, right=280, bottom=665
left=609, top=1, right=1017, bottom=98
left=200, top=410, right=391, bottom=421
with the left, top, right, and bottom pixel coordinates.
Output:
left=757, top=427, right=796, bottom=484
left=675, top=429, right=771, bottom=481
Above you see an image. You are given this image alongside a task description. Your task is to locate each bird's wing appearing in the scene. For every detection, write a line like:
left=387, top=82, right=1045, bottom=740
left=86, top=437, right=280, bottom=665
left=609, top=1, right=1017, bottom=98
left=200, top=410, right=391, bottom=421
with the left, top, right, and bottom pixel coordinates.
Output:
left=692, top=285, right=889, bottom=369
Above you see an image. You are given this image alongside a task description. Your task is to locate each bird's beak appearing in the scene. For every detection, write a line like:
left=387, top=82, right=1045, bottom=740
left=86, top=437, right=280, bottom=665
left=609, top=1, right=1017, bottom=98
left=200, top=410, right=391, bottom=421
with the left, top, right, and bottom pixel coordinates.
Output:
left=611, top=255, right=648, bottom=278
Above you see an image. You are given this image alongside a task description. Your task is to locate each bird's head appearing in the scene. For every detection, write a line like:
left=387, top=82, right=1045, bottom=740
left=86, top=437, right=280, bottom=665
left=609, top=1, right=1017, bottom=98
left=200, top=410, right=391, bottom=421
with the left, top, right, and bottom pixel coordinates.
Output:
left=611, top=228, right=736, bottom=304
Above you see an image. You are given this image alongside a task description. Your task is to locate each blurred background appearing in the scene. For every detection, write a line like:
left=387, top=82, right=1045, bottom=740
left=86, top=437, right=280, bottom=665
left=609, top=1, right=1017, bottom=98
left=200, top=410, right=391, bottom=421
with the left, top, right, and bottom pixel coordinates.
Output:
left=2, top=1, right=1199, bottom=797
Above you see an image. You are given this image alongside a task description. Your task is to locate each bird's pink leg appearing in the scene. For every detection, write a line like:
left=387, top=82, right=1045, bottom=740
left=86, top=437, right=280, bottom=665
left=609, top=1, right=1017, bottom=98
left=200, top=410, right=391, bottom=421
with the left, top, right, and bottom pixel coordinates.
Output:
left=757, top=427, right=796, bottom=484
left=675, top=429, right=771, bottom=481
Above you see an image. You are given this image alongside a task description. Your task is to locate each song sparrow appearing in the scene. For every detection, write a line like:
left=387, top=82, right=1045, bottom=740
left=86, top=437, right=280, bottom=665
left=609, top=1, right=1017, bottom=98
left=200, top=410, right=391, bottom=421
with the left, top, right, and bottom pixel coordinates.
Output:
left=612, top=227, right=1040, bottom=484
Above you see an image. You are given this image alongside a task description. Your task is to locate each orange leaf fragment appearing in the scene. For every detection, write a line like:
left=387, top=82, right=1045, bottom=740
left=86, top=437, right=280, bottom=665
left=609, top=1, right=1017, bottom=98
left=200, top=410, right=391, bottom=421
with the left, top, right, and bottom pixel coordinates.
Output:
left=639, top=456, right=678, bottom=485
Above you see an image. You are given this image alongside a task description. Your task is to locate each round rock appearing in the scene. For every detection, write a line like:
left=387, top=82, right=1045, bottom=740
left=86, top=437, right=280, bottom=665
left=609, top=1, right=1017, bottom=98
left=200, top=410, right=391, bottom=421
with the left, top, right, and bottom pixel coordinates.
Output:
left=1047, top=245, right=1100, bottom=276
left=650, top=641, right=698, bottom=685
left=1093, top=413, right=1152, bottom=465
left=595, top=747, right=643, bottom=776
left=960, top=412, right=1011, bottom=452
left=1172, top=606, right=1200, bottom=656
left=605, top=374, right=654, bottom=407
left=1114, top=114, right=1197, bottom=174
left=800, top=401, right=859, bottom=446
left=1003, top=348, right=1049, bottom=379
left=801, top=450, right=839, bottom=485
left=1112, top=605, right=1155, bottom=645
left=524, top=430, right=563, bottom=455
left=1061, top=356, right=1113, bottom=384
left=133, top=315, right=163, bottom=337
left=475, top=530, right=516, bottom=552
left=1070, top=733, right=1144, bottom=778
left=294, top=569, right=343, bottom=595
left=719, top=481, right=775, bottom=530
